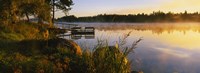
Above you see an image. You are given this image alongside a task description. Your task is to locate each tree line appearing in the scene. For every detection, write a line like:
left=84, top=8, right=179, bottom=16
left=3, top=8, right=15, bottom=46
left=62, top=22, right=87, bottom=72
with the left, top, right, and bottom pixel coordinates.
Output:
left=0, top=0, right=73, bottom=25
left=57, top=11, right=200, bottom=22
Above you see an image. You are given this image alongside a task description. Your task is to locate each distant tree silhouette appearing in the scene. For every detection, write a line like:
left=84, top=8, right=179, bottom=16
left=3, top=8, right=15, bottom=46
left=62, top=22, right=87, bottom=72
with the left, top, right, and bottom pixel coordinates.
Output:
left=57, top=11, right=200, bottom=22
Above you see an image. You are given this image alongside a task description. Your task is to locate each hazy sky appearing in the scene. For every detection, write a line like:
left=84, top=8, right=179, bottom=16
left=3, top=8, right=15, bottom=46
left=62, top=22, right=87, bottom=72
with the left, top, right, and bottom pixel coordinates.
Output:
left=56, top=0, right=200, bottom=18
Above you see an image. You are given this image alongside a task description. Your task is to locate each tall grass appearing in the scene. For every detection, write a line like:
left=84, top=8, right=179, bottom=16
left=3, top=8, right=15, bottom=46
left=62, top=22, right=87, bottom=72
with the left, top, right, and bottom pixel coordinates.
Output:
left=79, top=32, right=142, bottom=73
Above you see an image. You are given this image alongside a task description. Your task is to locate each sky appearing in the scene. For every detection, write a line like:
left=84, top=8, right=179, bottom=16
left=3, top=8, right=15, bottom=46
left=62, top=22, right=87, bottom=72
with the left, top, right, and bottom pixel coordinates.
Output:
left=56, top=0, right=200, bottom=18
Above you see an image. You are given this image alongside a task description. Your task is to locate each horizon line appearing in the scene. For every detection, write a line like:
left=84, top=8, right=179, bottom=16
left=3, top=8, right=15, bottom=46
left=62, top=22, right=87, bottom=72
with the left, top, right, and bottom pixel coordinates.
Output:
left=59, top=10, right=200, bottom=18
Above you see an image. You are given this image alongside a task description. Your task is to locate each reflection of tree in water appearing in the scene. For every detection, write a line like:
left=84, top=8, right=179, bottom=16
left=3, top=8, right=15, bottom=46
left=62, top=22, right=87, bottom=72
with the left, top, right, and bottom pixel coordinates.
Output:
left=95, top=23, right=200, bottom=35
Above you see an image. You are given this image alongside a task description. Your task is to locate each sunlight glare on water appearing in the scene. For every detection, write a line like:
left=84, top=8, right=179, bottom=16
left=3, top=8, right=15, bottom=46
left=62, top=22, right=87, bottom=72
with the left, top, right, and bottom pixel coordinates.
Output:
left=62, top=22, right=200, bottom=73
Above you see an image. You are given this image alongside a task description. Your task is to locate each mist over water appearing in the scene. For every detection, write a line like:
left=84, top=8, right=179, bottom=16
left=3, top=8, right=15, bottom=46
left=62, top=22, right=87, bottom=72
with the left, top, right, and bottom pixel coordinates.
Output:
left=60, top=22, right=200, bottom=73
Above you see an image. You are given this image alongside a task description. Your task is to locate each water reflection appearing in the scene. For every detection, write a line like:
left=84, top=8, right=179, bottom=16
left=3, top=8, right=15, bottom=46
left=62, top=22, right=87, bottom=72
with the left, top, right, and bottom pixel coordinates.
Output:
left=77, top=23, right=200, bottom=34
left=64, top=23, right=200, bottom=73
left=71, top=34, right=95, bottom=40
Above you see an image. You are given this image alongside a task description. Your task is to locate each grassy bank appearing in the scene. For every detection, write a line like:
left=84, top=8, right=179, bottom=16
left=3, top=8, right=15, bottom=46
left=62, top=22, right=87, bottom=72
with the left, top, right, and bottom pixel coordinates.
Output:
left=0, top=22, right=50, bottom=41
left=0, top=22, right=140, bottom=73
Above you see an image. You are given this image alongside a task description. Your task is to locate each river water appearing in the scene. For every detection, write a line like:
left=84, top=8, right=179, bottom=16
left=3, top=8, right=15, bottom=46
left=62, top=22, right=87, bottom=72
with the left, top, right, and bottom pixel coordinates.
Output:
left=59, top=22, right=200, bottom=73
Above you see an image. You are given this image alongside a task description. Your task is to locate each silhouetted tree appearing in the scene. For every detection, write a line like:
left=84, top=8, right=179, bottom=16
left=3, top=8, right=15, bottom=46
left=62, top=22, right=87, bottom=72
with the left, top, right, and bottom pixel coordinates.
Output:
left=57, top=11, right=200, bottom=23
left=46, top=0, right=73, bottom=24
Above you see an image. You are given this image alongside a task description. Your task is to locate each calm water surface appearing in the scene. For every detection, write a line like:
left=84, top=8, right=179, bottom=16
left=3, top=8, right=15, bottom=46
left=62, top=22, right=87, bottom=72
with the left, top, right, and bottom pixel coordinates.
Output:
left=61, top=23, right=200, bottom=73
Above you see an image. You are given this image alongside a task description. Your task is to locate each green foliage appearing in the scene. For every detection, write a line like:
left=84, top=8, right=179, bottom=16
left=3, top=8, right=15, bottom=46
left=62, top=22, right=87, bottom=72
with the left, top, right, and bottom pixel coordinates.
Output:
left=92, top=46, right=130, bottom=73
left=0, top=0, right=52, bottom=24
left=0, top=0, right=78, bottom=72
left=50, top=0, right=73, bottom=13
left=0, top=0, right=73, bottom=25
left=0, top=32, right=24, bottom=41
left=0, top=22, right=50, bottom=41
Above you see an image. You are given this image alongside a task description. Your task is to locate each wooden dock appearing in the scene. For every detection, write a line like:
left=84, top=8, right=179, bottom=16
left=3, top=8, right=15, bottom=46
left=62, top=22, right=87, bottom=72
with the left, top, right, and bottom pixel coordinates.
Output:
left=47, top=22, right=96, bottom=36
left=48, top=28, right=69, bottom=34
left=48, top=26, right=95, bottom=35
left=70, top=34, right=95, bottom=40
left=71, top=27, right=95, bottom=34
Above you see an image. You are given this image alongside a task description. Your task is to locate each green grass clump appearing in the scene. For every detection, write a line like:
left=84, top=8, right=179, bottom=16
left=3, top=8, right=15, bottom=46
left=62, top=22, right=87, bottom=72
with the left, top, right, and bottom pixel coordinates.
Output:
left=0, top=21, right=51, bottom=41
left=79, top=37, right=142, bottom=73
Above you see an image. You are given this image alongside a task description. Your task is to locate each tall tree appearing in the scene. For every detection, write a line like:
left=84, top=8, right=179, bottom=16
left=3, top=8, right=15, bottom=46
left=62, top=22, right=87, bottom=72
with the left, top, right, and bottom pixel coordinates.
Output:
left=19, top=0, right=36, bottom=22
left=49, top=0, right=73, bottom=24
